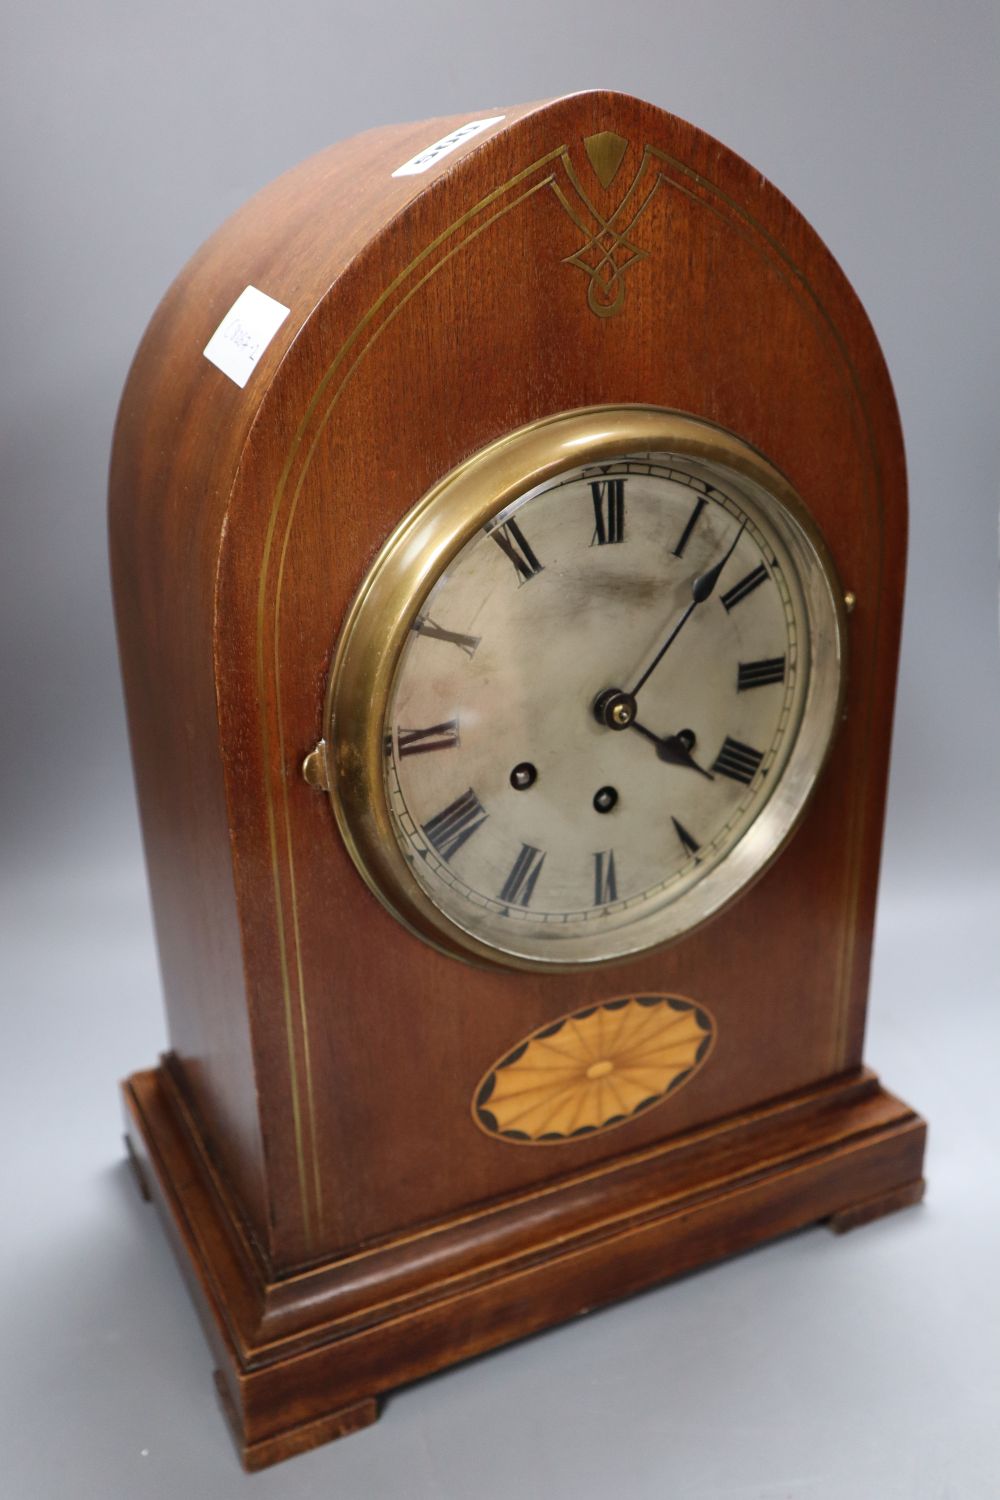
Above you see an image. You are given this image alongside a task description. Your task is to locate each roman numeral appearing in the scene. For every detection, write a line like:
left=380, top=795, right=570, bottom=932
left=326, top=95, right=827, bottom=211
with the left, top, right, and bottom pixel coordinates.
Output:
left=672, top=496, right=707, bottom=557
left=488, top=518, right=543, bottom=582
left=422, top=788, right=487, bottom=861
left=413, top=614, right=480, bottom=658
left=593, top=849, right=618, bottom=905
left=499, top=844, right=546, bottom=906
left=719, top=563, right=769, bottom=612
left=711, top=737, right=764, bottom=784
left=671, top=817, right=700, bottom=857
left=590, top=479, right=625, bottom=544
left=396, top=720, right=460, bottom=757
left=737, top=656, right=786, bottom=691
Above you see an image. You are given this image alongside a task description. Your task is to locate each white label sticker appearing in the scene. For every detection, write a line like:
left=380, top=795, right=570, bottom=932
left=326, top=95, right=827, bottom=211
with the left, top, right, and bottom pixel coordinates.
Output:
left=203, top=285, right=290, bottom=389
left=392, top=115, right=505, bottom=178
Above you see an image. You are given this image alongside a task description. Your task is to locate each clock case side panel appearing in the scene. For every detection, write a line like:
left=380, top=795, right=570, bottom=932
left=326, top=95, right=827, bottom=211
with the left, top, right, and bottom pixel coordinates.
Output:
left=211, top=90, right=912, bottom=1271
left=109, top=105, right=530, bottom=1261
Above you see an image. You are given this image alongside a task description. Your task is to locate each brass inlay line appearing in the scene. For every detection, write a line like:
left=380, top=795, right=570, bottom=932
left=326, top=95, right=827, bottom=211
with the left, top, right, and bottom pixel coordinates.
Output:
left=283, top=738, right=323, bottom=1229
left=254, top=587, right=313, bottom=1245
left=646, top=143, right=885, bottom=1069
left=256, top=147, right=566, bottom=1245
left=270, top=181, right=560, bottom=1209
left=258, top=123, right=887, bottom=1239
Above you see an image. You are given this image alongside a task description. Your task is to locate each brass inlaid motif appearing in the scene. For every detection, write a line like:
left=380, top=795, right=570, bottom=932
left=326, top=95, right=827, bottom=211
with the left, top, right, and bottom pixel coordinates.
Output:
left=584, top=130, right=629, bottom=189
left=474, top=995, right=716, bottom=1144
left=552, top=139, right=662, bottom=318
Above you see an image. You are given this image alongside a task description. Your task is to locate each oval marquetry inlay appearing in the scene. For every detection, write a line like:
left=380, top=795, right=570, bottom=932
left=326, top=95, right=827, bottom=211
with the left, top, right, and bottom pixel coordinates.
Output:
left=473, top=995, right=716, bottom=1144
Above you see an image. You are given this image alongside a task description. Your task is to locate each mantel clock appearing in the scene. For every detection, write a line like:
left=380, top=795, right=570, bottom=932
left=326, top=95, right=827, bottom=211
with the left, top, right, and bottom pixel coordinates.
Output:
left=111, top=92, right=926, bottom=1470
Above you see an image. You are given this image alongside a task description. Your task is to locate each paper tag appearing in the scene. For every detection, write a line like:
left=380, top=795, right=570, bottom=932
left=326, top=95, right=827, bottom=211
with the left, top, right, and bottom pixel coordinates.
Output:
left=203, top=285, right=290, bottom=389
left=392, top=116, right=505, bottom=178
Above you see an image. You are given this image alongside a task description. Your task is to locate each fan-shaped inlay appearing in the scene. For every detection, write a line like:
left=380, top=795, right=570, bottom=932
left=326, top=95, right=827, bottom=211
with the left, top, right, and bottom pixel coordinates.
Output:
left=473, top=995, right=716, bottom=1144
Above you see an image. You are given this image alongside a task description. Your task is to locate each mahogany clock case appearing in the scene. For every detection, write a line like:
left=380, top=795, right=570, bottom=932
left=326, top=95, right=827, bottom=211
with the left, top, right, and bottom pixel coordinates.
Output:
left=110, top=91, right=926, bottom=1469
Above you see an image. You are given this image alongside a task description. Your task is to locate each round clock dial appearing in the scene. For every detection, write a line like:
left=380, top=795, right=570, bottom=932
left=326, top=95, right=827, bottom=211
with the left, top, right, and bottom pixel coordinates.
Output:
left=326, top=409, right=845, bottom=969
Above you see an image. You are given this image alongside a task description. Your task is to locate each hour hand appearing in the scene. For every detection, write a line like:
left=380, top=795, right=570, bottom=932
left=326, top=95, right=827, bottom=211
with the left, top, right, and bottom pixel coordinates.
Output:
left=631, top=721, right=715, bottom=780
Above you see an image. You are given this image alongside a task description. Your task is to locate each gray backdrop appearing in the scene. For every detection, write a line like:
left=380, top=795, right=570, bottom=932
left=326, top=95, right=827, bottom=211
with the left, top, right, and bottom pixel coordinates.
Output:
left=2, top=2, right=998, bottom=1496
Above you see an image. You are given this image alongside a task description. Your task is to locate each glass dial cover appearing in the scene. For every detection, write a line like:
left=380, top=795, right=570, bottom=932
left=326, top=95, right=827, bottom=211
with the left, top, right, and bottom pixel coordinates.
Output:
left=326, top=409, right=845, bottom=970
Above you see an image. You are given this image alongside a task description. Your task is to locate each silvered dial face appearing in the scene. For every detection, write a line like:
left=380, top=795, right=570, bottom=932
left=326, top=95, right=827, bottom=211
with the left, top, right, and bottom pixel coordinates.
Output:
left=381, top=451, right=824, bottom=965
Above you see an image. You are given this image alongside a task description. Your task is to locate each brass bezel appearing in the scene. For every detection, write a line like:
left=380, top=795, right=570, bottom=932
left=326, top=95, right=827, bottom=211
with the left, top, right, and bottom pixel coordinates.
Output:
left=324, top=405, right=847, bottom=972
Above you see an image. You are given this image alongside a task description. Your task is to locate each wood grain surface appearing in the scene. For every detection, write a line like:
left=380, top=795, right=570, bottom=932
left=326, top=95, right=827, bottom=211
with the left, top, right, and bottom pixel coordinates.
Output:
left=110, top=90, right=922, bottom=1466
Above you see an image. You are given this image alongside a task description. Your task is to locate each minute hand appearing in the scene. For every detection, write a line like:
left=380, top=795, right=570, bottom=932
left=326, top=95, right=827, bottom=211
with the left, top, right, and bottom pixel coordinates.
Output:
left=629, top=522, right=746, bottom=698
